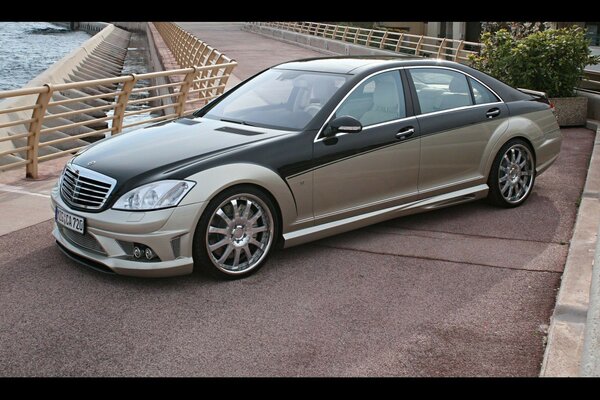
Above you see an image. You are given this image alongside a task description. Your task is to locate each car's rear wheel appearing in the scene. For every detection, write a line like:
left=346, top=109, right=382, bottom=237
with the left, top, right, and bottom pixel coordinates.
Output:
left=487, top=139, right=536, bottom=208
left=193, top=185, right=278, bottom=279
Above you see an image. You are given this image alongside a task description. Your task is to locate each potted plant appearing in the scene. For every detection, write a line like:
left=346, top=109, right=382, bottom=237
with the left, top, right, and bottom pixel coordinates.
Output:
left=471, top=25, right=600, bottom=126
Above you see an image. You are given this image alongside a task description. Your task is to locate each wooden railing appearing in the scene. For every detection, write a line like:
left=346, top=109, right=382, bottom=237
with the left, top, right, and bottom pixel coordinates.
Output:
left=154, top=23, right=235, bottom=71
left=0, top=22, right=237, bottom=179
left=250, top=22, right=482, bottom=64
left=0, top=64, right=236, bottom=179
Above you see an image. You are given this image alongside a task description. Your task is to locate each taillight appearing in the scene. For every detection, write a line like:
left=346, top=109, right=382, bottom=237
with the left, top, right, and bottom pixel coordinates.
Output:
left=549, top=101, right=557, bottom=117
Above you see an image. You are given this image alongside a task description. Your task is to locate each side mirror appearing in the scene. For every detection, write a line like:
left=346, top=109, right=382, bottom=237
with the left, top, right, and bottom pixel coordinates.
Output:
left=323, top=115, right=362, bottom=138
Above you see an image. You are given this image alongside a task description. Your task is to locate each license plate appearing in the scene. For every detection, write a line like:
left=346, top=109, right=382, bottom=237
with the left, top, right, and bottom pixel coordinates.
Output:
left=55, top=206, right=85, bottom=234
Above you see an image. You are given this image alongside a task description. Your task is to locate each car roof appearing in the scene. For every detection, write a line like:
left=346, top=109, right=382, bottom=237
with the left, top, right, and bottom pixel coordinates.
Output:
left=272, top=56, right=465, bottom=74
left=271, top=56, right=531, bottom=102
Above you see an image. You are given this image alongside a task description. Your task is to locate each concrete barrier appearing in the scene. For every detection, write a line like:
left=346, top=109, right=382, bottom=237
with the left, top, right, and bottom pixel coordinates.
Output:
left=577, top=90, right=600, bottom=121
left=144, top=23, right=176, bottom=113
left=76, top=22, right=110, bottom=35
left=0, top=24, right=131, bottom=162
left=113, top=22, right=147, bottom=33
left=582, top=221, right=600, bottom=375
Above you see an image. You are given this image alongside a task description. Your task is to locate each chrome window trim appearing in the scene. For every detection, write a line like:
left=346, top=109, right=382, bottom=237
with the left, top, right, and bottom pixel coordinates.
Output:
left=314, top=64, right=505, bottom=143
left=410, top=101, right=505, bottom=118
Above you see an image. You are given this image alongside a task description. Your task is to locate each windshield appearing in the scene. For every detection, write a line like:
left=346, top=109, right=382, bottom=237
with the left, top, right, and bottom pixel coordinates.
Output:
left=203, top=68, right=348, bottom=130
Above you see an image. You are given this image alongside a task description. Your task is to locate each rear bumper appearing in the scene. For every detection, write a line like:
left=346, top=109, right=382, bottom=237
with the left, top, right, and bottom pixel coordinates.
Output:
left=51, top=186, right=205, bottom=278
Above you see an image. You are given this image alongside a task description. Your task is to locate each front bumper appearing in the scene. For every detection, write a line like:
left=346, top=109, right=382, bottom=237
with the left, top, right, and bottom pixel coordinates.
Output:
left=51, top=186, right=206, bottom=277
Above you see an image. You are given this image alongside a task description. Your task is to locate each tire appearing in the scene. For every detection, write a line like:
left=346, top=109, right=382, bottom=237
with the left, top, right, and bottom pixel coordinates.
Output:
left=192, top=185, right=279, bottom=280
left=487, top=139, right=536, bottom=208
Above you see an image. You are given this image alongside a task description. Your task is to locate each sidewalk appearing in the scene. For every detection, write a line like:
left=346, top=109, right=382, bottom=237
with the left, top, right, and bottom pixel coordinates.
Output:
left=0, top=156, right=69, bottom=237
left=541, top=122, right=600, bottom=376
left=176, top=22, right=325, bottom=82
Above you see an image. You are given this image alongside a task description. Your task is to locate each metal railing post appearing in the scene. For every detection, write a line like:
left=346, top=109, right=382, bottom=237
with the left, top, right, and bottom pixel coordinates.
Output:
left=415, top=36, right=424, bottom=56
left=380, top=31, right=388, bottom=49
left=395, top=33, right=404, bottom=52
left=454, top=40, right=465, bottom=62
left=176, top=69, right=195, bottom=117
left=26, top=84, right=53, bottom=179
left=112, top=75, right=137, bottom=135
left=437, top=38, right=447, bottom=59
left=366, top=30, right=373, bottom=47
left=220, top=61, right=237, bottom=91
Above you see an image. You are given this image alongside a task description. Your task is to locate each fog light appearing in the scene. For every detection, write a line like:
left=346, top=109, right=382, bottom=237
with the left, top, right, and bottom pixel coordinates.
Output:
left=133, top=246, right=142, bottom=259
left=145, top=247, right=155, bottom=260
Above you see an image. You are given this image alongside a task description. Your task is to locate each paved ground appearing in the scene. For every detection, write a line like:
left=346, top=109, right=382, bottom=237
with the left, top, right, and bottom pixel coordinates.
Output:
left=0, top=128, right=593, bottom=377
left=177, top=23, right=325, bottom=82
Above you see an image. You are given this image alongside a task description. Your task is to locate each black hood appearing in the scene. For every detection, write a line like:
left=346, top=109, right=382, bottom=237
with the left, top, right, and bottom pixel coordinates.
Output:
left=72, top=117, right=288, bottom=187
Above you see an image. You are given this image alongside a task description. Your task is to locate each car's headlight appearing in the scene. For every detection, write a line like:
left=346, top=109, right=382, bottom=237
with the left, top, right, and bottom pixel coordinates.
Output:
left=112, top=180, right=196, bottom=211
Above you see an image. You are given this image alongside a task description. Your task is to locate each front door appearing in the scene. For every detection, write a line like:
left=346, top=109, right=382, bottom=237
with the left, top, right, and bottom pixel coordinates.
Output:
left=312, top=70, right=420, bottom=224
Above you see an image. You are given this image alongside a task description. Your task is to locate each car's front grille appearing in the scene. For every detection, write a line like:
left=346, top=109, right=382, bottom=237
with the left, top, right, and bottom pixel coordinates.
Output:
left=58, top=225, right=107, bottom=256
left=60, top=164, right=116, bottom=210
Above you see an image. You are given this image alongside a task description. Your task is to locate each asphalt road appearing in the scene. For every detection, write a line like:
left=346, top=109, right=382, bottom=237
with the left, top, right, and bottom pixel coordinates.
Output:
left=0, top=128, right=594, bottom=376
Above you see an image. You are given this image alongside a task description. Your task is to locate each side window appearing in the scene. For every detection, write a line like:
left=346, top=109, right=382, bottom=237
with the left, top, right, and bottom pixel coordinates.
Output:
left=409, top=68, right=473, bottom=113
left=469, top=77, right=499, bottom=105
left=335, top=71, right=405, bottom=127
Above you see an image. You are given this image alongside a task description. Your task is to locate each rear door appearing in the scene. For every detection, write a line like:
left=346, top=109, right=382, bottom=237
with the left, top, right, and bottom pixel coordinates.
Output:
left=406, top=67, right=509, bottom=193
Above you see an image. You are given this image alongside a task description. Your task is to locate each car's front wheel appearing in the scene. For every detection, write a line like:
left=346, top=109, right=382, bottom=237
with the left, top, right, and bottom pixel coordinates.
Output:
left=193, top=185, right=279, bottom=279
left=487, top=139, right=536, bottom=208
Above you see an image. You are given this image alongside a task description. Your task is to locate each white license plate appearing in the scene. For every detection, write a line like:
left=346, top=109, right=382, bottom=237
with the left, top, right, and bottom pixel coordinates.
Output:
left=55, top=206, right=85, bottom=234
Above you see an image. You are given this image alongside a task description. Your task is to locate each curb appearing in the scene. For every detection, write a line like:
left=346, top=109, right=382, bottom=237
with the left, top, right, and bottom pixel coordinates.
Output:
left=540, top=123, right=600, bottom=376
left=581, top=223, right=600, bottom=375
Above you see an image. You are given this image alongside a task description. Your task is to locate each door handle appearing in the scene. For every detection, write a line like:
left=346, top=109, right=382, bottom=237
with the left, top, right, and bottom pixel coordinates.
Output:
left=395, top=127, right=415, bottom=140
left=486, top=108, right=501, bottom=119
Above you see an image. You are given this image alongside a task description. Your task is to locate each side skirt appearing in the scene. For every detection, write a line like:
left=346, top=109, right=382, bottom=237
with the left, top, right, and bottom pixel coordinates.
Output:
left=282, top=184, right=489, bottom=248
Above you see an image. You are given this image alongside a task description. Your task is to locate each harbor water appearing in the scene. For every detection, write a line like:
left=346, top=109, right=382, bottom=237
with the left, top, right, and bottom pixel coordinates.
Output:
left=0, top=22, right=91, bottom=91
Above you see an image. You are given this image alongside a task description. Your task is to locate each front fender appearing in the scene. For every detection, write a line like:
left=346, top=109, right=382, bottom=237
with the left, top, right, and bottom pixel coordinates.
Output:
left=180, top=163, right=298, bottom=234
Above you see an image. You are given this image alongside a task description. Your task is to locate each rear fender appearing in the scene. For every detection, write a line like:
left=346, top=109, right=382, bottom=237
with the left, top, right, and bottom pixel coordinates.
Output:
left=483, top=110, right=557, bottom=178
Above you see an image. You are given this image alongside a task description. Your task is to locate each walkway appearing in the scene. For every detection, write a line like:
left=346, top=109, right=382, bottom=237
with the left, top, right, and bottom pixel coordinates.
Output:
left=177, top=22, right=324, bottom=83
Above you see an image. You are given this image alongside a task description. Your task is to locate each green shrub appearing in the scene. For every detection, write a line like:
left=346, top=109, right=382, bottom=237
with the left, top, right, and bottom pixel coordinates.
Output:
left=470, top=26, right=600, bottom=97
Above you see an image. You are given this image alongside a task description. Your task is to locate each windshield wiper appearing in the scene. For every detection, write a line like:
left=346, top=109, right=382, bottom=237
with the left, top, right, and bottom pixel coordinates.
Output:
left=220, top=118, right=256, bottom=127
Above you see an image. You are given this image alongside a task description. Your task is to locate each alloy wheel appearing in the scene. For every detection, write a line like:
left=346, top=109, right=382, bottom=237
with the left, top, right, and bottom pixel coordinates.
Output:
left=498, top=144, right=534, bottom=204
left=205, top=193, right=274, bottom=274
